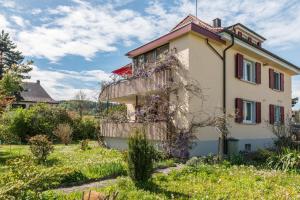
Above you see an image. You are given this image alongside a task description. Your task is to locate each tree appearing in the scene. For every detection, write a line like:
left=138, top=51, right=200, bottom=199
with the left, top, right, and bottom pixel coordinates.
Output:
left=0, top=30, right=32, bottom=111
left=0, top=30, right=32, bottom=79
left=74, top=90, right=87, bottom=118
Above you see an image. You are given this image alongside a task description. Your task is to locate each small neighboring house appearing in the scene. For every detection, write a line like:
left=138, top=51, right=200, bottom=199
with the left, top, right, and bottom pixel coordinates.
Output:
left=99, top=15, right=300, bottom=156
left=13, top=80, right=58, bottom=108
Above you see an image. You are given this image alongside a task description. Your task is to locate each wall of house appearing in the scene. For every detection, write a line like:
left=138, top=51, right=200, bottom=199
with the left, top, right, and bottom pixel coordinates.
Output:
left=170, top=32, right=294, bottom=155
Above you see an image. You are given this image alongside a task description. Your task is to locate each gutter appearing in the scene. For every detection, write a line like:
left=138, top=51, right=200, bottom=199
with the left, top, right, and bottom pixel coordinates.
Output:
left=220, top=30, right=300, bottom=74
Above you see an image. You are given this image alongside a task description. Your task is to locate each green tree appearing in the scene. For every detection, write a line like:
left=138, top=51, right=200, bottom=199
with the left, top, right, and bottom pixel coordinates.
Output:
left=0, top=30, right=32, bottom=79
left=128, top=129, right=155, bottom=183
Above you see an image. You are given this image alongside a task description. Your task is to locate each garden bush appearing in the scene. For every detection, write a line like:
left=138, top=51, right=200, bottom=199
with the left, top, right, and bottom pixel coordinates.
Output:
left=128, top=129, right=155, bottom=183
left=29, top=135, right=54, bottom=163
left=0, top=104, right=72, bottom=143
left=80, top=139, right=90, bottom=151
left=267, top=148, right=300, bottom=171
left=72, top=117, right=98, bottom=140
left=53, top=123, right=73, bottom=145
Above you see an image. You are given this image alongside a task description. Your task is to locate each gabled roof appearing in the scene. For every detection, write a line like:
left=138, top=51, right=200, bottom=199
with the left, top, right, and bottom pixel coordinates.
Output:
left=126, top=19, right=225, bottom=57
left=17, top=81, right=57, bottom=104
left=125, top=15, right=299, bottom=73
left=171, top=14, right=223, bottom=33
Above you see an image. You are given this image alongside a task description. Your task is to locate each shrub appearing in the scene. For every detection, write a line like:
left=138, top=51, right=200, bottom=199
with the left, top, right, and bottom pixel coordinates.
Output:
left=128, top=129, right=155, bottom=183
left=29, top=135, right=54, bottom=163
left=80, top=139, right=90, bottom=151
left=186, top=154, right=219, bottom=167
left=0, top=157, right=83, bottom=199
left=72, top=117, right=98, bottom=140
left=53, top=123, right=73, bottom=145
left=0, top=104, right=72, bottom=143
left=267, top=148, right=300, bottom=171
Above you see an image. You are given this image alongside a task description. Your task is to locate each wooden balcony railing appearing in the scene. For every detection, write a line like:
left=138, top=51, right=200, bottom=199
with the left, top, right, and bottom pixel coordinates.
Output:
left=101, top=121, right=167, bottom=141
left=99, top=69, right=171, bottom=101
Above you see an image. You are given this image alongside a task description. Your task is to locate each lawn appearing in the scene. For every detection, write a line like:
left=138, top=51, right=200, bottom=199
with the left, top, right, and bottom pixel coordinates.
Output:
left=48, top=164, right=300, bottom=200
left=0, top=142, right=175, bottom=190
left=0, top=142, right=127, bottom=181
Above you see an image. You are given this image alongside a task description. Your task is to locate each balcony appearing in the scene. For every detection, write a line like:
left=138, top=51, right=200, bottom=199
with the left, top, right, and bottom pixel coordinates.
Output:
left=99, top=69, right=171, bottom=102
left=101, top=121, right=167, bottom=141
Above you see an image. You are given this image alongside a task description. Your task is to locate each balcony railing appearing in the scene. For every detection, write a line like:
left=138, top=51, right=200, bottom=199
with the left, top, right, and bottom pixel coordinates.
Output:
left=101, top=121, right=167, bottom=141
left=99, top=69, right=171, bottom=101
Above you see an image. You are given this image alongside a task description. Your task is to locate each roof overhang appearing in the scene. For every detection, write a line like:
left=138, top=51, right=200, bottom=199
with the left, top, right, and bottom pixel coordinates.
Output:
left=226, top=23, right=266, bottom=41
left=220, top=31, right=300, bottom=74
left=126, top=22, right=225, bottom=58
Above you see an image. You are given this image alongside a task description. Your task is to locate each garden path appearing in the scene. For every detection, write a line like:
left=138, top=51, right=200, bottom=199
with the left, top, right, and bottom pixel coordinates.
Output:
left=55, top=164, right=184, bottom=193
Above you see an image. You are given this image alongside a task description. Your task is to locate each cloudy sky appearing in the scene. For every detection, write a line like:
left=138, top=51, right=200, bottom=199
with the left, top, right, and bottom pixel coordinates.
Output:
left=0, top=0, right=300, bottom=106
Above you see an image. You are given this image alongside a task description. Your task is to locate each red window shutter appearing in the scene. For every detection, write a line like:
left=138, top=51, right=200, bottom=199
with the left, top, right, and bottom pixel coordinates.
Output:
left=235, top=98, right=244, bottom=123
left=255, top=62, right=261, bottom=84
left=269, top=69, right=274, bottom=89
left=280, top=106, right=285, bottom=124
left=238, top=31, right=242, bottom=37
left=269, top=104, right=274, bottom=124
left=236, top=54, right=244, bottom=79
left=280, top=73, right=284, bottom=91
left=256, top=102, right=261, bottom=123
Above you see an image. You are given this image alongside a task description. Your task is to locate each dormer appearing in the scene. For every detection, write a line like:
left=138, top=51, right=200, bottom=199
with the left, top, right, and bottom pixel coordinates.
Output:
left=226, top=23, right=266, bottom=47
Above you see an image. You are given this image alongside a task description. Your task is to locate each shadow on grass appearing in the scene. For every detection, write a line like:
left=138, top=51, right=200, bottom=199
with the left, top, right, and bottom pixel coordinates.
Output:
left=135, top=181, right=191, bottom=199
left=0, top=150, right=20, bottom=165
left=43, top=158, right=61, bottom=167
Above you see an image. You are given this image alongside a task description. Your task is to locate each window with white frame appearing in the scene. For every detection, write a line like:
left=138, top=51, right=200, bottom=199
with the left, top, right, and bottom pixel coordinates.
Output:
left=274, top=106, right=281, bottom=123
left=273, top=72, right=281, bottom=90
left=243, top=101, right=256, bottom=123
left=243, top=59, right=256, bottom=83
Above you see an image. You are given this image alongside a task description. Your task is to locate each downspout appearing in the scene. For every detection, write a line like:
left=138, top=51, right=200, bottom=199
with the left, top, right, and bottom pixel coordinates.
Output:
left=206, top=33, right=235, bottom=113
left=206, top=31, right=235, bottom=156
left=222, top=34, right=235, bottom=114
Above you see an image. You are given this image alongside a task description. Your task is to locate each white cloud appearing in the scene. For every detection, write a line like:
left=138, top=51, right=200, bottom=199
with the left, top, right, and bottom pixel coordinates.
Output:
left=16, top=1, right=156, bottom=61
left=26, top=65, right=111, bottom=101
left=11, top=16, right=29, bottom=28
left=0, top=0, right=17, bottom=9
left=1, top=0, right=298, bottom=62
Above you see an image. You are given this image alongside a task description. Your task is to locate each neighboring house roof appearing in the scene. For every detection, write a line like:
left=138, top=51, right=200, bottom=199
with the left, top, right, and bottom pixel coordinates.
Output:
left=125, top=14, right=300, bottom=72
left=16, top=81, right=57, bottom=104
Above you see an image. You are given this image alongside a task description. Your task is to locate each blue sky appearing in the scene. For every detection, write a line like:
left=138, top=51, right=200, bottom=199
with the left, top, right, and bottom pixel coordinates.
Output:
left=0, top=0, right=300, bottom=107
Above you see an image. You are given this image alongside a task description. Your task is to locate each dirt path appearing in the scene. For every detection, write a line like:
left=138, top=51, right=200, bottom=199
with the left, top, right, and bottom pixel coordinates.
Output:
left=54, top=164, right=184, bottom=194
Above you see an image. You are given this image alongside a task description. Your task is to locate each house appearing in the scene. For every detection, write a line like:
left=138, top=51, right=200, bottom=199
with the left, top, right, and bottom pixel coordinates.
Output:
left=99, top=15, right=300, bottom=156
left=13, top=80, right=58, bottom=108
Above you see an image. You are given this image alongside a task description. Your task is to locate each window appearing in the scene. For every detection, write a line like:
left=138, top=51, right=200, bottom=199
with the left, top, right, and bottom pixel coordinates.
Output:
left=273, top=72, right=281, bottom=90
left=274, top=106, right=281, bottom=124
left=245, top=144, right=251, bottom=152
left=243, top=101, right=256, bottom=123
left=243, top=60, right=256, bottom=83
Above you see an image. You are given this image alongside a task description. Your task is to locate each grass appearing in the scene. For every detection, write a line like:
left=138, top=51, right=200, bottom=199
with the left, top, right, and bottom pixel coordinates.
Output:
left=0, top=142, right=127, bottom=182
left=47, top=164, right=300, bottom=200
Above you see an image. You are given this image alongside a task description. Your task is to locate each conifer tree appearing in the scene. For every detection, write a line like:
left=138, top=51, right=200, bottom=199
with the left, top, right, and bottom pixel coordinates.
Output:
left=0, top=30, right=32, bottom=79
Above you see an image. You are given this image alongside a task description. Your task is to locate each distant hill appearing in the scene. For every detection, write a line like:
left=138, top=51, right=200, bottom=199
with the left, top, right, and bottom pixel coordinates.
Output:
left=58, top=100, right=120, bottom=116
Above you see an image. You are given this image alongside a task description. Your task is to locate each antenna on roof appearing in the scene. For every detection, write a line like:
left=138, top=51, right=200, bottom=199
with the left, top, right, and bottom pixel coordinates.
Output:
left=195, top=0, right=198, bottom=17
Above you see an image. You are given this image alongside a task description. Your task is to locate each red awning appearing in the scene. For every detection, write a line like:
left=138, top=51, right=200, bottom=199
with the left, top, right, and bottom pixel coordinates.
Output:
left=112, top=63, right=132, bottom=76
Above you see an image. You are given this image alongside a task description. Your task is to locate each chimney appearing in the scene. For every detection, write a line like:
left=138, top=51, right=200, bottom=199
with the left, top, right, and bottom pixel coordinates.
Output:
left=213, top=18, right=221, bottom=28
left=37, top=80, right=40, bottom=85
